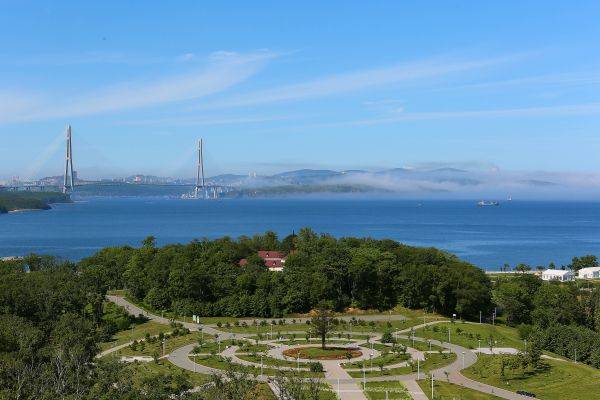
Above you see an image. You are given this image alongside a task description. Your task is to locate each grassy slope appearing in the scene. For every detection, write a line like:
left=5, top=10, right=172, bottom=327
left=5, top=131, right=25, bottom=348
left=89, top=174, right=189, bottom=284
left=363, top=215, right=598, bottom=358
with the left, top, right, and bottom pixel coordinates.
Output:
left=417, top=380, right=502, bottom=400
left=99, top=320, right=170, bottom=351
left=414, top=322, right=523, bottom=350
left=463, top=354, right=600, bottom=400
left=0, top=192, right=70, bottom=213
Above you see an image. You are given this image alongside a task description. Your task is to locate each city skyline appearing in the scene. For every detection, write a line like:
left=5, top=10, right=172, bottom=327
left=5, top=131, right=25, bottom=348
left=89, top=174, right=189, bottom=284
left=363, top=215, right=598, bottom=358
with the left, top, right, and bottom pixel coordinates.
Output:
left=2, top=2, right=600, bottom=195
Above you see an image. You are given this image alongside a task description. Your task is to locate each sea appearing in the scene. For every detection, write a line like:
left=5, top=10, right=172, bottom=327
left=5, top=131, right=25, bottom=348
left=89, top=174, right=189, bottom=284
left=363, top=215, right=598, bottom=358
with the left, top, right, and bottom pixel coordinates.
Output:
left=1, top=197, right=600, bottom=270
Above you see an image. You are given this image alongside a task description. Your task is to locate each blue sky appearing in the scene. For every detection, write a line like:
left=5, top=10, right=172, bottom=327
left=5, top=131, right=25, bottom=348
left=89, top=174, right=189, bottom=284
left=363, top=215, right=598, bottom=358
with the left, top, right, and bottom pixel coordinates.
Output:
left=2, top=1, right=600, bottom=183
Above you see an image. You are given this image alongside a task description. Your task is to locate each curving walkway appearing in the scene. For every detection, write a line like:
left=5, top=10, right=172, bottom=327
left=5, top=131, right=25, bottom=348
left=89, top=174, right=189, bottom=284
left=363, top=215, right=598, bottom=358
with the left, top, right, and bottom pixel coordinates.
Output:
left=107, top=296, right=535, bottom=400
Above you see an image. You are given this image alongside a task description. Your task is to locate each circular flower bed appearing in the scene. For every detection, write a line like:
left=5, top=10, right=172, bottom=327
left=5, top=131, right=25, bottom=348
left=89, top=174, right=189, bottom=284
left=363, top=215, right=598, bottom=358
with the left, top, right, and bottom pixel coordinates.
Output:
left=283, top=346, right=362, bottom=360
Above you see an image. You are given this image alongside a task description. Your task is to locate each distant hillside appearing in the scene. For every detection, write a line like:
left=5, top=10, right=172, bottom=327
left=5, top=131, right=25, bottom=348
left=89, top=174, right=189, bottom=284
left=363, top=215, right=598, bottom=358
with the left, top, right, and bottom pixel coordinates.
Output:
left=0, top=192, right=71, bottom=213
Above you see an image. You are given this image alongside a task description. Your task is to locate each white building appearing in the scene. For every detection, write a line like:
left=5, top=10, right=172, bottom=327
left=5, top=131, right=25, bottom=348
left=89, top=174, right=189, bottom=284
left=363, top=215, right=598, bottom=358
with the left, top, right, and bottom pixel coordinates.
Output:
left=541, top=269, right=575, bottom=282
left=578, top=267, right=600, bottom=280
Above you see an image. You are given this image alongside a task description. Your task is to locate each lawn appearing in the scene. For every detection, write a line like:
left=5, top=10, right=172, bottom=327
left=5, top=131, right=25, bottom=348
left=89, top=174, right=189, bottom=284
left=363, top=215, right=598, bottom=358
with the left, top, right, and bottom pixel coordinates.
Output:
left=99, top=321, right=170, bottom=351
left=414, top=322, right=523, bottom=350
left=235, top=343, right=272, bottom=353
left=417, top=380, right=502, bottom=399
left=274, top=338, right=354, bottom=346
left=343, top=352, right=410, bottom=370
left=114, top=332, right=199, bottom=357
left=124, top=359, right=211, bottom=387
left=394, top=337, right=443, bottom=352
left=348, top=353, right=456, bottom=378
left=463, top=354, right=600, bottom=400
left=363, top=381, right=411, bottom=399
left=237, top=354, right=310, bottom=369
left=194, top=355, right=324, bottom=378
left=283, top=346, right=361, bottom=360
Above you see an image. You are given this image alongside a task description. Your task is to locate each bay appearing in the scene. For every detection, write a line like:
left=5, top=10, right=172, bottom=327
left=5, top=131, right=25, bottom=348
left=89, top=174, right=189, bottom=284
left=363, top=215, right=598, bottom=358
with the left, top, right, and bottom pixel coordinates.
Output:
left=1, top=197, right=599, bottom=270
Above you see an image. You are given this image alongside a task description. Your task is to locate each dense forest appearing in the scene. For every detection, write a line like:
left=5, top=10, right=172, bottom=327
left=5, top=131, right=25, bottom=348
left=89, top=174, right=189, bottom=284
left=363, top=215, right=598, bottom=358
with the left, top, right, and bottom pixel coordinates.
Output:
left=493, top=272, right=600, bottom=368
left=79, top=228, right=493, bottom=320
left=0, top=191, right=71, bottom=213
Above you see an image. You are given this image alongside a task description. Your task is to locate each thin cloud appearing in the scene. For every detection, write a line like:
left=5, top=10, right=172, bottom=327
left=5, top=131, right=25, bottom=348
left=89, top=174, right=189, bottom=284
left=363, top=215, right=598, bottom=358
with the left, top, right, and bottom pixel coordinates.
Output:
left=117, top=114, right=298, bottom=127
left=317, top=102, right=600, bottom=128
left=1, top=50, right=277, bottom=124
left=437, top=70, right=600, bottom=93
left=197, top=54, right=521, bottom=109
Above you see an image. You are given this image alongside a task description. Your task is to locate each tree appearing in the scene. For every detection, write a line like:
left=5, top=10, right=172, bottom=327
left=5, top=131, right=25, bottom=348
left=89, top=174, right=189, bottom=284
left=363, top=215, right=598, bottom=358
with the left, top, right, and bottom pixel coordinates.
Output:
left=514, top=263, right=531, bottom=274
left=310, top=304, right=333, bottom=350
left=571, top=255, right=598, bottom=272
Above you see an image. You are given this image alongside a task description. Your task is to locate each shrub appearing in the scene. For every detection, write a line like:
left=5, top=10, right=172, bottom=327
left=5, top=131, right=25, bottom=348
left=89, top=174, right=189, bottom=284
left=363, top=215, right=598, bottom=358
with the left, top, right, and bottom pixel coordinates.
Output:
left=308, top=362, right=324, bottom=372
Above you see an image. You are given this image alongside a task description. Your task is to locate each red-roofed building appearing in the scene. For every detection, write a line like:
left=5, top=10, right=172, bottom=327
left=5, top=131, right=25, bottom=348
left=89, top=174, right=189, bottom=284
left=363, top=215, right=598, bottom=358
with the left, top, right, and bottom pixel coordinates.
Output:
left=239, top=250, right=288, bottom=271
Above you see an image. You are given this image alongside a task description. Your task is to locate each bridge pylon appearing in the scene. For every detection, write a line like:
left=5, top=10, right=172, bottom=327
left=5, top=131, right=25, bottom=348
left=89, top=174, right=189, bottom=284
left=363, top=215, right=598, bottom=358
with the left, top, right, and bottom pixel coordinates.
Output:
left=63, top=125, right=74, bottom=194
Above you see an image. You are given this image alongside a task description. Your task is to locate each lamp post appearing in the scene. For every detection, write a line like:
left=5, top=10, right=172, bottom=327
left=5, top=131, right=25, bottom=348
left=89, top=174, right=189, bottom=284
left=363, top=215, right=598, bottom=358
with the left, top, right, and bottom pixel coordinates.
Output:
left=478, top=339, right=481, bottom=353
left=462, top=351, right=465, bottom=369
left=363, top=361, right=366, bottom=390
left=417, top=358, right=420, bottom=379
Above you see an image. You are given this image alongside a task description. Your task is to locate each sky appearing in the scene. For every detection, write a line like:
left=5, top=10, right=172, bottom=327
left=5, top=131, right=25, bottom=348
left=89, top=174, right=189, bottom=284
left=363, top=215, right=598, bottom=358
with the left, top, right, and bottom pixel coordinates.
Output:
left=2, top=1, right=600, bottom=190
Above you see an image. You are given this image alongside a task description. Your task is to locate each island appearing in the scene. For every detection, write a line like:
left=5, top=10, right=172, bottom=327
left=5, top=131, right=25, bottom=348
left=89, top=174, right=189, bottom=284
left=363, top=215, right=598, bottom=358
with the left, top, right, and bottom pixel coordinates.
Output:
left=0, top=191, right=71, bottom=214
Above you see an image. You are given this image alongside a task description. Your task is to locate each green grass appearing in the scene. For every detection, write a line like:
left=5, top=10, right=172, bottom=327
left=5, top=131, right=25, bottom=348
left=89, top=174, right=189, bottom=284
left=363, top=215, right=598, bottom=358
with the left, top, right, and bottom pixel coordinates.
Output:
left=235, top=343, right=272, bottom=353
left=463, top=354, right=600, bottom=400
left=193, top=339, right=239, bottom=354
left=363, top=381, right=411, bottom=400
left=414, top=322, right=523, bottom=350
left=194, top=355, right=324, bottom=378
left=237, top=354, right=310, bottom=368
left=395, top=338, right=443, bottom=352
left=348, top=353, right=456, bottom=378
left=343, top=353, right=410, bottom=369
left=286, top=346, right=359, bottom=360
left=99, top=321, right=170, bottom=351
left=125, top=359, right=211, bottom=387
left=417, top=380, right=502, bottom=399
left=114, top=332, right=198, bottom=357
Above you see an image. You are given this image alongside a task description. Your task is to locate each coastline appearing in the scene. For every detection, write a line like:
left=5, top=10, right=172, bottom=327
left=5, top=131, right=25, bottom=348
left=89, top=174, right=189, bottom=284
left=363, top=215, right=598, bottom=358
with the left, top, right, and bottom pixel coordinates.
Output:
left=8, top=208, right=46, bottom=213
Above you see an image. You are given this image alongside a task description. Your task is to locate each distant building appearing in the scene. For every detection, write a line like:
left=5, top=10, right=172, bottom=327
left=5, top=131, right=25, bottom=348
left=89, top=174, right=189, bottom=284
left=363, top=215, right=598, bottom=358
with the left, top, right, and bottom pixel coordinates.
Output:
left=541, top=269, right=575, bottom=282
left=578, top=266, right=600, bottom=280
left=239, top=250, right=288, bottom=272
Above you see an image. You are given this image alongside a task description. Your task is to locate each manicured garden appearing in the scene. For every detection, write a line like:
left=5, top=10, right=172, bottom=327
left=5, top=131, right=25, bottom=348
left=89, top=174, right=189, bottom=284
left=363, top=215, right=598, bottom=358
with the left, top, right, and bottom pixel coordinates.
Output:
left=417, top=380, right=502, bottom=399
left=283, top=346, right=362, bottom=360
left=414, top=322, right=524, bottom=350
left=463, top=354, right=600, bottom=400
left=348, top=353, right=456, bottom=378
left=363, top=381, right=411, bottom=399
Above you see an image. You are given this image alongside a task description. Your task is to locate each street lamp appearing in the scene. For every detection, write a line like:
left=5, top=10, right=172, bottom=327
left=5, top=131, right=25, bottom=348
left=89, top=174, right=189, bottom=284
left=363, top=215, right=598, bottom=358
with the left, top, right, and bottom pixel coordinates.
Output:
left=462, top=351, right=465, bottom=369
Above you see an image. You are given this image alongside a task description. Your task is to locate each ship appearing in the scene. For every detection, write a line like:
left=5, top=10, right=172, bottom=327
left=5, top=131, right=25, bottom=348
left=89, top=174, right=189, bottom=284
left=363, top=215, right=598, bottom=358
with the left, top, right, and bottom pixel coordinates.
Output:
left=478, top=200, right=499, bottom=207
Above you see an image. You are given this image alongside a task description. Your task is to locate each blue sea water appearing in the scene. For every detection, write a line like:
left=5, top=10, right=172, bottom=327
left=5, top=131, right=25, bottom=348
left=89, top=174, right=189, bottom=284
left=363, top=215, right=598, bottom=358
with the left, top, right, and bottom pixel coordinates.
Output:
left=1, top=197, right=600, bottom=270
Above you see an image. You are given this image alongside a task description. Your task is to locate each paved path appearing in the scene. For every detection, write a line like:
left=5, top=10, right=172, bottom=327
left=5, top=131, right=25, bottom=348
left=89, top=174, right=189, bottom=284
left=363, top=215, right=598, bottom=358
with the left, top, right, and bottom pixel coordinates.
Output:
left=107, top=296, right=534, bottom=400
left=97, top=341, right=135, bottom=358
left=323, top=361, right=368, bottom=400
left=403, top=380, right=428, bottom=400
left=236, top=314, right=408, bottom=325
left=107, top=295, right=230, bottom=339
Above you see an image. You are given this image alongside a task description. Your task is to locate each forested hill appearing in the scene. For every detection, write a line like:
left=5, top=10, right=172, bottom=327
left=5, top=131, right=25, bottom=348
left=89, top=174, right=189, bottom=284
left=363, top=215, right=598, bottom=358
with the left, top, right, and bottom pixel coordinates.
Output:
left=78, top=229, right=493, bottom=320
left=0, top=191, right=71, bottom=213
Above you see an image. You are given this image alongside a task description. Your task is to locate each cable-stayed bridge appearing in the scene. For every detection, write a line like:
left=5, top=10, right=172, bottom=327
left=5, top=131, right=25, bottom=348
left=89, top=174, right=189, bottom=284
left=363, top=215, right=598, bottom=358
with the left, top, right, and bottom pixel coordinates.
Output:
left=0, top=125, right=232, bottom=198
